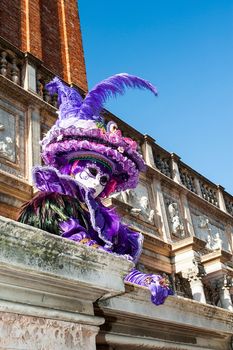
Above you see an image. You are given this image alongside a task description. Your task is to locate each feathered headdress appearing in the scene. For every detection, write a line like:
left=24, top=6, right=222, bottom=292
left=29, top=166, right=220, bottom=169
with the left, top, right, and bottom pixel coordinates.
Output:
left=41, top=73, right=157, bottom=193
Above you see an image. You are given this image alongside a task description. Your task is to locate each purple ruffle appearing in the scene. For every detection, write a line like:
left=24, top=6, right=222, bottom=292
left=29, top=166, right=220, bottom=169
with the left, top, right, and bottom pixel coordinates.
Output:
left=32, top=165, right=142, bottom=261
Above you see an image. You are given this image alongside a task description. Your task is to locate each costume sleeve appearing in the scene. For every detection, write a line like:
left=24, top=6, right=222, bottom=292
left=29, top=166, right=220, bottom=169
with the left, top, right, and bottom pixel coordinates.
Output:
left=124, top=268, right=174, bottom=305
left=112, top=223, right=144, bottom=263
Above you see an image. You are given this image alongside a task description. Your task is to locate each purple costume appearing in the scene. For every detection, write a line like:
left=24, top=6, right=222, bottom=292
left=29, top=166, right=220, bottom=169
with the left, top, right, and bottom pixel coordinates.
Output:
left=18, top=74, right=173, bottom=305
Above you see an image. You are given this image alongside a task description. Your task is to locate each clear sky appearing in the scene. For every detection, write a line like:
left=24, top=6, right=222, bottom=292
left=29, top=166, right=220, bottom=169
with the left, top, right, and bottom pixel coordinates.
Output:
left=78, top=0, right=233, bottom=194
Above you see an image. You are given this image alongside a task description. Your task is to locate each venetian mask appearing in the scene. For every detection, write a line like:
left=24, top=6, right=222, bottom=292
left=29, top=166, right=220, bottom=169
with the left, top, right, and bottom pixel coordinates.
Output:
left=74, top=163, right=111, bottom=198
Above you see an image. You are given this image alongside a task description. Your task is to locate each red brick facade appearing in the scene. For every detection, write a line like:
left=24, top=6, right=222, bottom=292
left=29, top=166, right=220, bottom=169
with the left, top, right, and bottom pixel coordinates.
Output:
left=0, top=0, right=87, bottom=91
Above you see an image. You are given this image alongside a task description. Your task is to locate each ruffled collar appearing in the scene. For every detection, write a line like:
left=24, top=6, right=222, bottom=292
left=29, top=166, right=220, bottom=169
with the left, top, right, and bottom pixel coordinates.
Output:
left=32, top=166, right=119, bottom=248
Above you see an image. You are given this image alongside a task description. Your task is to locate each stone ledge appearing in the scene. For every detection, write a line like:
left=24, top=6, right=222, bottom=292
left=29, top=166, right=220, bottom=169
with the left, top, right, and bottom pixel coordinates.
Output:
left=97, top=283, right=233, bottom=349
left=0, top=216, right=133, bottom=314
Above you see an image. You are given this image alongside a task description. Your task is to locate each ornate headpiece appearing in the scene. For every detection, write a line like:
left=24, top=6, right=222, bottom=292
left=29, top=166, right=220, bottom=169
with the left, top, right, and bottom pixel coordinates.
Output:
left=41, top=73, right=157, bottom=193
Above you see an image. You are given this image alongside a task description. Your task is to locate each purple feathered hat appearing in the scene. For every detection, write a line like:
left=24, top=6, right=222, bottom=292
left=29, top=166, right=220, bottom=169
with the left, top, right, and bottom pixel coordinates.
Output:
left=41, top=73, right=157, bottom=194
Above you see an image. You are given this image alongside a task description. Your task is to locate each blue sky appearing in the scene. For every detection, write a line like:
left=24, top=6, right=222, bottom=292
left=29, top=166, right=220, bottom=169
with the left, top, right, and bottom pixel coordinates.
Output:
left=78, top=0, right=233, bottom=194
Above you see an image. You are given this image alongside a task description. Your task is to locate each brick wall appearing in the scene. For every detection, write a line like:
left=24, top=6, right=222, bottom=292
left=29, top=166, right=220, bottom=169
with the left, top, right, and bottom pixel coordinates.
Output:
left=0, top=0, right=21, bottom=48
left=0, top=0, right=87, bottom=91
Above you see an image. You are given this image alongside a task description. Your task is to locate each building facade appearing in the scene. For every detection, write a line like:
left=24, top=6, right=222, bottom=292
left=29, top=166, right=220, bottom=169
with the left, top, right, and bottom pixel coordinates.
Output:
left=0, top=1, right=232, bottom=349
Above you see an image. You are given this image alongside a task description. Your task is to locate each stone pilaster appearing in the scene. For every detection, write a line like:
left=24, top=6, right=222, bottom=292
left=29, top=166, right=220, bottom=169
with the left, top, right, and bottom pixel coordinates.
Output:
left=27, top=106, right=41, bottom=184
left=194, top=177, right=202, bottom=197
left=180, top=193, right=195, bottom=237
left=152, top=178, right=172, bottom=242
left=141, top=134, right=156, bottom=168
left=217, top=185, right=227, bottom=213
left=170, top=153, right=181, bottom=184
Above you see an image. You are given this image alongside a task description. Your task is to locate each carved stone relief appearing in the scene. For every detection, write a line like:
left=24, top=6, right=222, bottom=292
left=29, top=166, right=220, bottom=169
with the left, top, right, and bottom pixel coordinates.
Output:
left=191, top=211, right=231, bottom=252
left=0, top=109, right=16, bottom=162
left=111, top=182, right=155, bottom=225
left=167, top=202, right=185, bottom=238
left=162, top=191, right=185, bottom=239
left=0, top=96, right=25, bottom=177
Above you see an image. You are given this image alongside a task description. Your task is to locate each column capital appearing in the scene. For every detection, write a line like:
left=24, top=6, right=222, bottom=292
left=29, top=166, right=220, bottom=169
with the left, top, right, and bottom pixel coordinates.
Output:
left=214, top=274, right=233, bottom=290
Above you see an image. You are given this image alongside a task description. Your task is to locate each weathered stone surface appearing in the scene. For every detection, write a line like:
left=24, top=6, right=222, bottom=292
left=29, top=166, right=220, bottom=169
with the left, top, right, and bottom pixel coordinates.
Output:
left=0, top=216, right=133, bottom=316
left=0, top=216, right=134, bottom=350
left=0, top=215, right=133, bottom=311
left=0, top=312, right=98, bottom=350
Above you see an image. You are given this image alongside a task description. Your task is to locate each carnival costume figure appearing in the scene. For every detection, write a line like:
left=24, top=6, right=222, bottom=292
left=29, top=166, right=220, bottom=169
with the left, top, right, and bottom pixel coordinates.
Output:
left=18, top=74, right=173, bottom=305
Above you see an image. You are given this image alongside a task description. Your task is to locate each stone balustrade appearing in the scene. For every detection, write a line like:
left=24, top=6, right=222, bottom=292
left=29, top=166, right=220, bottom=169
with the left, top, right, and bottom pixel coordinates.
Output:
left=141, top=134, right=233, bottom=217
left=0, top=37, right=61, bottom=108
left=0, top=47, right=22, bottom=85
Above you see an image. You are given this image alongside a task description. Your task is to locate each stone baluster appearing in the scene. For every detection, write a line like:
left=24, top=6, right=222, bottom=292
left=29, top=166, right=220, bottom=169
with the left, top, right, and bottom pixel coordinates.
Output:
left=217, top=185, right=227, bottom=213
left=0, top=51, right=8, bottom=76
left=141, top=134, right=156, bottom=168
left=215, top=275, right=233, bottom=311
left=11, top=58, right=20, bottom=84
left=170, top=153, right=181, bottom=184
left=36, top=77, right=43, bottom=97
left=43, top=83, right=51, bottom=103
left=51, top=93, right=58, bottom=108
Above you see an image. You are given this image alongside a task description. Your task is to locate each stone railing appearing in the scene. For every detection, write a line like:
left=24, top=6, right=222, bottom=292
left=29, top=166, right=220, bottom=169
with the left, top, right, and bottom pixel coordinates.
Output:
left=152, top=144, right=172, bottom=178
left=0, top=36, right=62, bottom=107
left=179, top=163, right=198, bottom=194
left=0, top=43, right=23, bottom=85
left=141, top=135, right=233, bottom=216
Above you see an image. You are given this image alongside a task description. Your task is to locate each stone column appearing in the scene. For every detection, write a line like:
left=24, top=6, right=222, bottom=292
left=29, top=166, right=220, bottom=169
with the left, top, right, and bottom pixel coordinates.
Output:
left=189, top=275, right=207, bottom=303
left=141, top=134, right=156, bottom=168
left=216, top=276, right=233, bottom=311
left=182, top=255, right=206, bottom=303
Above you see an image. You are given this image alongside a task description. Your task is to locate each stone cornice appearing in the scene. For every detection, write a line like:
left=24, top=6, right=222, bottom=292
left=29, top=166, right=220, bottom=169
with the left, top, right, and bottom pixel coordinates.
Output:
left=98, top=283, right=233, bottom=334
left=201, top=250, right=232, bottom=265
left=171, top=236, right=206, bottom=255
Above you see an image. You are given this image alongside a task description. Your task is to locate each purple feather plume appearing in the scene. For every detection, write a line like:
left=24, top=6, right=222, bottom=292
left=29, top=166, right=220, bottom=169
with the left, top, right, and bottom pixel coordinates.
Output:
left=45, top=77, right=83, bottom=119
left=78, top=73, right=158, bottom=119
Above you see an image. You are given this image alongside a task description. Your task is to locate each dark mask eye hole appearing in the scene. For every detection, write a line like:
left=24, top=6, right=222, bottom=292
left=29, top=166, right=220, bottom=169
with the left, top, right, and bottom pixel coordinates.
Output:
left=88, top=167, right=98, bottom=177
left=100, top=175, right=109, bottom=186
